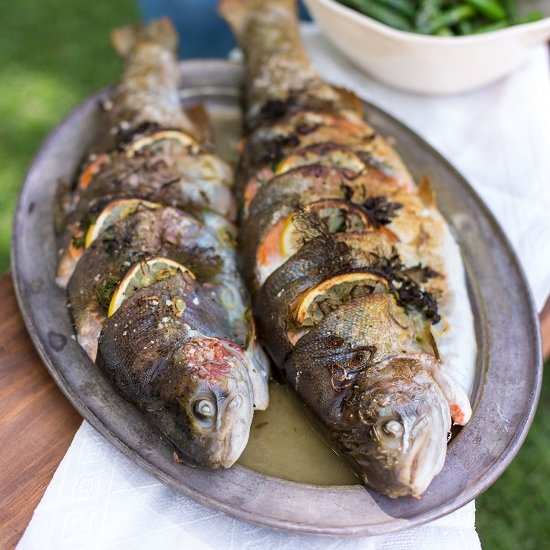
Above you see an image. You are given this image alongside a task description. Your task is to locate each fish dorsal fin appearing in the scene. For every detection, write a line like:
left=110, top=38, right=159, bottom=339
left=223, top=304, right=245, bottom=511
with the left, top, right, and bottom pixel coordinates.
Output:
left=418, top=175, right=437, bottom=208
left=332, top=85, right=365, bottom=119
left=184, top=104, right=212, bottom=145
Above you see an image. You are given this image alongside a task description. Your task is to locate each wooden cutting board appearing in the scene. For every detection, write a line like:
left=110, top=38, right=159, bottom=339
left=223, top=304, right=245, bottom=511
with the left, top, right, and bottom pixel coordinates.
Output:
left=0, top=271, right=547, bottom=548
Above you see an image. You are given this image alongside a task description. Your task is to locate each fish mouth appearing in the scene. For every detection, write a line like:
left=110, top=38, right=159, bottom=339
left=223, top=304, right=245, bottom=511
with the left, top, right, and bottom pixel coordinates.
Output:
left=191, top=341, right=255, bottom=469
left=219, top=393, right=253, bottom=468
left=399, top=449, right=433, bottom=498
left=392, top=416, right=447, bottom=498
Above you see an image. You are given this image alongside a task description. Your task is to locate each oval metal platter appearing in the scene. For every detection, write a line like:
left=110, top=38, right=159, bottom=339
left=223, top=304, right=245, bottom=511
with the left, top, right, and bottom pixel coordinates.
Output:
left=12, top=60, right=542, bottom=536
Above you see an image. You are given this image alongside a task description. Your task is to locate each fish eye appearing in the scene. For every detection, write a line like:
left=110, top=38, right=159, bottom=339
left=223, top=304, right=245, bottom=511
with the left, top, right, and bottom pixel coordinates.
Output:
left=193, top=398, right=217, bottom=424
left=383, top=420, right=404, bottom=438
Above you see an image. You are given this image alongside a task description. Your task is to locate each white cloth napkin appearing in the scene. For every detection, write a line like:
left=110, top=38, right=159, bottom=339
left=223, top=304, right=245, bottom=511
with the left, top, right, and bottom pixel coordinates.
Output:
left=301, top=26, right=550, bottom=310
left=18, top=26, right=550, bottom=550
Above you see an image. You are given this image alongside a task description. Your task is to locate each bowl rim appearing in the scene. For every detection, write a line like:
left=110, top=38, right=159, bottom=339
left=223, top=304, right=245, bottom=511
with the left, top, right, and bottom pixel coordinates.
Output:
left=306, top=0, right=550, bottom=43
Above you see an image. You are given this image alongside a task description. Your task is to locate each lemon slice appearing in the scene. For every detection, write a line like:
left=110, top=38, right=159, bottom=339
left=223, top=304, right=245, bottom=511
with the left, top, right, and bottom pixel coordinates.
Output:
left=108, top=257, right=195, bottom=317
left=275, top=145, right=365, bottom=176
left=294, top=272, right=388, bottom=325
left=268, top=200, right=374, bottom=263
left=85, top=198, right=161, bottom=248
left=279, top=214, right=301, bottom=258
left=256, top=215, right=299, bottom=269
left=125, top=130, right=200, bottom=158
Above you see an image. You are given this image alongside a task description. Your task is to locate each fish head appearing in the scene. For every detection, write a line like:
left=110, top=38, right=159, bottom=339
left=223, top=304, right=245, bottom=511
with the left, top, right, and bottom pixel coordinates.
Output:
left=284, top=294, right=452, bottom=497
left=166, top=337, right=255, bottom=469
left=96, top=272, right=256, bottom=470
left=341, top=356, right=451, bottom=498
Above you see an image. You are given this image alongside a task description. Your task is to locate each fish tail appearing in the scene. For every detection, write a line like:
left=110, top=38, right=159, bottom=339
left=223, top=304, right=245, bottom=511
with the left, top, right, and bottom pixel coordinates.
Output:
left=219, top=0, right=297, bottom=42
left=111, top=18, right=178, bottom=59
left=220, top=0, right=341, bottom=129
left=219, top=0, right=301, bottom=57
left=95, top=17, right=198, bottom=148
left=220, top=0, right=363, bottom=130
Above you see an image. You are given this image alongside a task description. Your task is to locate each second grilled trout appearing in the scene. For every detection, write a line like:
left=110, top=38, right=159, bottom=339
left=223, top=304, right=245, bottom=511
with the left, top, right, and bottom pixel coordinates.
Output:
left=58, top=19, right=269, bottom=468
left=221, top=0, right=472, bottom=497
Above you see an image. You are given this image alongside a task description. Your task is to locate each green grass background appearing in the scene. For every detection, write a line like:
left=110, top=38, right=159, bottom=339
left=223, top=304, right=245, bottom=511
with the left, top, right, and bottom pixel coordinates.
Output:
left=1, top=1, right=548, bottom=547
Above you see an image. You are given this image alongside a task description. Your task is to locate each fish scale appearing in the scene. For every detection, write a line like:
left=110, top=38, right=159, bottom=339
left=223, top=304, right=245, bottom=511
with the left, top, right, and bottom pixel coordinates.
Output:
left=221, top=0, right=472, bottom=497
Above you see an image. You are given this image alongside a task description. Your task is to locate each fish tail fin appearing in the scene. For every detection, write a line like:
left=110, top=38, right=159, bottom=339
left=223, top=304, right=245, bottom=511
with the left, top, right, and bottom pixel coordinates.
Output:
left=111, top=18, right=178, bottom=59
left=219, top=0, right=297, bottom=42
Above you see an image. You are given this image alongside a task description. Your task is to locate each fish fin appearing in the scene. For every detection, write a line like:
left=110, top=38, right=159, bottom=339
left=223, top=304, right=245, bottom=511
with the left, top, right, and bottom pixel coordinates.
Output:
left=246, top=339, right=270, bottom=410
left=333, top=85, right=365, bottom=118
left=56, top=245, right=81, bottom=288
left=74, top=307, right=104, bottom=362
left=418, top=175, right=437, bottom=208
left=219, top=0, right=296, bottom=39
left=431, top=369, right=472, bottom=426
left=245, top=318, right=271, bottom=410
left=407, top=352, right=472, bottom=426
left=184, top=104, right=212, bottom=144
left=111, top=18, right=178, bottom=59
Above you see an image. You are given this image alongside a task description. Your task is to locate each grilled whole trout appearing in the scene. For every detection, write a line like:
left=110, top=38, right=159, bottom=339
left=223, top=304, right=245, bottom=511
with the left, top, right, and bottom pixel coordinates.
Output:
left=220, top=0, right=472, bottom=497
left=57, top=19, right=269, bottom=469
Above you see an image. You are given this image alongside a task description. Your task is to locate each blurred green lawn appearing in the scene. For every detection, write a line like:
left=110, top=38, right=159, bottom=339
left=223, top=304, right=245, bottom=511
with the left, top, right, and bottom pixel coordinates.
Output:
left=1, top=1, right=548, bottom=548
left=0, top=0, right=138, bottom=269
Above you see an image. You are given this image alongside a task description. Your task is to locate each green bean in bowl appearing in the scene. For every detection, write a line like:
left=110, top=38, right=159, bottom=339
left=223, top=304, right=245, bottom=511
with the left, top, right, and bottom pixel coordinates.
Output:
left=303, top=0, right=550, bottom=94
left=337, top=0, right=543, bottom=35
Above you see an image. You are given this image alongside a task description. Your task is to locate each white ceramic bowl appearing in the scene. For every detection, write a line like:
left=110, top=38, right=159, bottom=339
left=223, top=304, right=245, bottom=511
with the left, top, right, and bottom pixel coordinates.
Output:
left=304, top=0, right=550, bottom=94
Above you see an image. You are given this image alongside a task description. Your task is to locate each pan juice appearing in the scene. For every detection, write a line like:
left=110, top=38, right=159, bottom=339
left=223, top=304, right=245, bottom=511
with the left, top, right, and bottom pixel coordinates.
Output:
left=238, top=381, right=359, bottom=485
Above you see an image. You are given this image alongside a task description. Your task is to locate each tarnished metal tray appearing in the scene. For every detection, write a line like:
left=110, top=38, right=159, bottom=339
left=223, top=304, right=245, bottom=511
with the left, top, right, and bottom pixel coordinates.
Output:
left=11, top=60, right=542, bottom=536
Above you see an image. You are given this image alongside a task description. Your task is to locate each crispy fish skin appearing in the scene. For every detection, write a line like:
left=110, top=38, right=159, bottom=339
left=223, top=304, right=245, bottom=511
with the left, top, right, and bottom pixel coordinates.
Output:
left=238, top=111, right=414, bottom=210
left=221, top=0, right=471, bottom=497
left=60, top=19, right=269, bottom=469
left=56, top=130, right=235, bottom=288
left=240, top=164, right=444, bottom=292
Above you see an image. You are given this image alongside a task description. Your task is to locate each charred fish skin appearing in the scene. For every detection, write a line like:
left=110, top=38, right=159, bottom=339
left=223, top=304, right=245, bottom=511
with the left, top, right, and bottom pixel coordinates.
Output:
left=59, top=19, right=269, bottom=469
left=221, top=0, right=471, bottom=497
